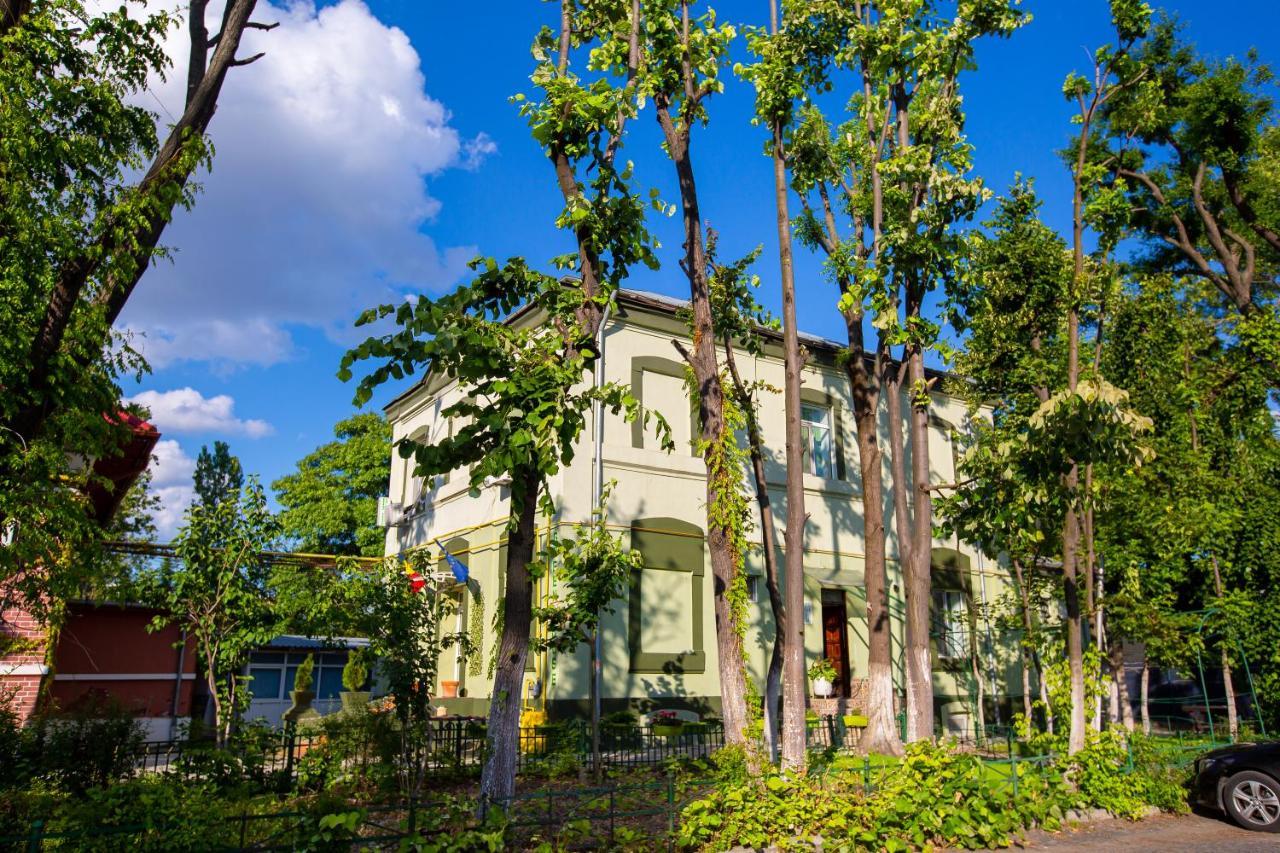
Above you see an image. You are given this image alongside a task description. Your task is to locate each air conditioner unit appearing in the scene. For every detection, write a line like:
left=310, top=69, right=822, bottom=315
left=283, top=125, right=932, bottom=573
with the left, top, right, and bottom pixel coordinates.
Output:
left=377, top=497, right=406, bottom=528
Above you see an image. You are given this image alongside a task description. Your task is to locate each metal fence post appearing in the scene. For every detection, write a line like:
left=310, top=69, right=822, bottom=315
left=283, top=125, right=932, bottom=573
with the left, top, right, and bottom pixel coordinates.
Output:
left=1011, top=755, right=1019, bottom=798
left=408, top=794, right=417, bottom=837
left=25, top=819, right=43, bottom=853
left=862, top=756, right=871, bottom=794
left=281, top=722, right=297, bottom=791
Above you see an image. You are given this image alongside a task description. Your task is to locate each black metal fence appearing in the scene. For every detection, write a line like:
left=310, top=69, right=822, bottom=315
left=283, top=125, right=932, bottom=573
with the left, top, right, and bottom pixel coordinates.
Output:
left=112, top=718, right=728, bottom=792
left=4, top=778, right=695, bottom=851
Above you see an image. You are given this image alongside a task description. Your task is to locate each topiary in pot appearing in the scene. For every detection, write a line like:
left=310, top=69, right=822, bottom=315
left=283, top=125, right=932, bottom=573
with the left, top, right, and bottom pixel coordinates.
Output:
left=340, top=648, right=371, bottom=714
left=284, top=654, right=320, bottom=725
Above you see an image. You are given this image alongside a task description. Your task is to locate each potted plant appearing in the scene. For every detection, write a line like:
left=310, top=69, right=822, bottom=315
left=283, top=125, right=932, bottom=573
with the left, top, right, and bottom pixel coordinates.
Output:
left=808, top=657, right=838, bottom=698
left=842, top=709, right=869, bottom=729
left=283, top=653, right=319, bottom=725
left=339, top=648, right=371, bottom=713
left=650, top=710, right=685, bottom=738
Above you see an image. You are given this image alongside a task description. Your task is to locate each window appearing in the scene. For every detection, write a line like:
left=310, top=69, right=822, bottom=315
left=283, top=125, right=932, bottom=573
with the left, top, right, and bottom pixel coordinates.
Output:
left=800, top=404, right=833, bottom=478
left=932, top=590, right=969, bottom=659
left=746, top=575, right=759, bottom=603
left=246, top=650, right=353, bottom=701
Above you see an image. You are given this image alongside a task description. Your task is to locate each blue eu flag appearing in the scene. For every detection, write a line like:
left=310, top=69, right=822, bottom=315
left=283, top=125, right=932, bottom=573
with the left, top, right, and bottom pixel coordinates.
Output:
left=434, top=540, right=468, bottom=583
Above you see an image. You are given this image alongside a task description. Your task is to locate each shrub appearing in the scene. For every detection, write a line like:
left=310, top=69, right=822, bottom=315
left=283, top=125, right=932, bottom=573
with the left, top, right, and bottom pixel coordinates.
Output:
left=293, top=654, right=315, bottom=693
left=342, top=649, right=370, bottom=693
left=22, top=696, right=146, bottom=796
left=677, top=741, right=1079, bottom=851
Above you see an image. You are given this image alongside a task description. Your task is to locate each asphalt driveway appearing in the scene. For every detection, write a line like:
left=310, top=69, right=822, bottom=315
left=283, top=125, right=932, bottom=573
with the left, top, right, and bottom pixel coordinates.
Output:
left=990, top=808, right=1277, bottom=851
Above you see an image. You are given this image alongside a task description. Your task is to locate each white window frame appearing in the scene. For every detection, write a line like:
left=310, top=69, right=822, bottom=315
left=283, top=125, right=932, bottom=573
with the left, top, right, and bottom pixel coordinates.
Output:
left=932, top=590, right=970, bottom=659
left=247, top=650, right=351, bottom=701
left=800, top=403, right=834, bottom=478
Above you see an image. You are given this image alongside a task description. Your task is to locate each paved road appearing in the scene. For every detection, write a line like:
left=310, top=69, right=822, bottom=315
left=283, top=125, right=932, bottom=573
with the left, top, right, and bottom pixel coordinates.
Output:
left=994, top=809, right=1278, bottom=851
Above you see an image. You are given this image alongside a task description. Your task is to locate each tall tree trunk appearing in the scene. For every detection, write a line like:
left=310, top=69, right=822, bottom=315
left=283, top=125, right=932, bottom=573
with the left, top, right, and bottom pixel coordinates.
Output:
left=1064, top=103, right=1090, bottom=753
left=885, top=361, right=911, bottom=736
left=724, top=342, right=784, bottom=763
left=479, top=466, right=541, bottom=805
left=1206, top=558, right=1238, bottom=740
left=844, top=345, right=902, bottom=757
left=768, top=93, right=809, bottom=775
left=655, top=108, right=750, bottom=747
left=1140, top=659, right=1151, bottom=735
left=903, top=344, right=934, bottom=742
left=1109, top=638, right=1134, bottom=731
left=1012, top=558, right=1035, bottom=727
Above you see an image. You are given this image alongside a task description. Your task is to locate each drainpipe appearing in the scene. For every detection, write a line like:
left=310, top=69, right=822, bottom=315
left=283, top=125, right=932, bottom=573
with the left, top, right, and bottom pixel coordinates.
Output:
left=169, top=629, right=187, bottom=740
left=590, top=302, right=612, bottom=775
left=976, top=552, right=1001, bottom=727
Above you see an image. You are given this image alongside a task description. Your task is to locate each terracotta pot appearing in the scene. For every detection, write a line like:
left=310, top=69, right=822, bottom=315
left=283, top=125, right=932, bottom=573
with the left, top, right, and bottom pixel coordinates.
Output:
left=440, top=680, right=460, bottom=698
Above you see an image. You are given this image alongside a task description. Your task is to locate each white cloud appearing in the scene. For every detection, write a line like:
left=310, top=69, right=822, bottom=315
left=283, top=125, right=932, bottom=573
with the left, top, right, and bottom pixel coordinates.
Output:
left=149, top=439, right=196, bottom=540
left=117, top=0, right=489, bottom=367
left=129, top=387, right=273, bottom=438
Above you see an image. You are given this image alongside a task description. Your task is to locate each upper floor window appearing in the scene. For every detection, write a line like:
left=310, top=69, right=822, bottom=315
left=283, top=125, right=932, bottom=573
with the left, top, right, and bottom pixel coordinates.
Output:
left=800, top=403, right=833, bottom=478
left=932, top=590, right=969, bottom=659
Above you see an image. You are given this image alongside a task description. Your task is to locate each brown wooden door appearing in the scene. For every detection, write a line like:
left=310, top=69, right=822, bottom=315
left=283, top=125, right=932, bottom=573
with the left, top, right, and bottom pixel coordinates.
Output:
left=821, top=590, right=851, bottom=698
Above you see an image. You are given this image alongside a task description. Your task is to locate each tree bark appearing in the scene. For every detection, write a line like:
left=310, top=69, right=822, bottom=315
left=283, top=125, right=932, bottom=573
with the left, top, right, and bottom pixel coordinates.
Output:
left=1012, top=559, right=1035, bottom=726
left=724, top=341, right=784, bottom=763
left=1109, top=638, right=1134, bottom=731
left=1140, top=659, right=1151, bottom=735
left=903, top=344, right=934, bottom=742
left=655, top=100, right=751, bottom=748
left=844, top=344, right=902, bottom=756
left=479, top=465, right=541, bottom=805
left=769, top=104, right=809, bottom=775
left=885, top=360, right=912, bottom=735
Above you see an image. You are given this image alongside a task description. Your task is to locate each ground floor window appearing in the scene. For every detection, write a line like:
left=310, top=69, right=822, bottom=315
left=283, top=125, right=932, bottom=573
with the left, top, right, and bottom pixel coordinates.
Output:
left=247, top=650, right=350, bottom=701
left=932, top=590, right=970, bottom=660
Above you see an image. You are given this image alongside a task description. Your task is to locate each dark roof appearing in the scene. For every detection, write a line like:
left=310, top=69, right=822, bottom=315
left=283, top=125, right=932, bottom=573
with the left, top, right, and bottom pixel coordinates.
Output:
left=265, top=635, right=370, bottom=651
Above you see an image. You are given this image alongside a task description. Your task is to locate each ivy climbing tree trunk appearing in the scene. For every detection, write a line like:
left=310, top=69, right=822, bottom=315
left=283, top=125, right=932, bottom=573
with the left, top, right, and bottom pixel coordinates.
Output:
left=649, top=0, right=751, bottom=747
left=724, top=341, right=785, bottom=763
left=480, top=465, right=541, bottom=805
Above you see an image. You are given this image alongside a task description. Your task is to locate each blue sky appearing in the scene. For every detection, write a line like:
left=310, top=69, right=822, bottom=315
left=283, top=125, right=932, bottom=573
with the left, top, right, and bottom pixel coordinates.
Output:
left=120, top=0, right=1278, bottom=537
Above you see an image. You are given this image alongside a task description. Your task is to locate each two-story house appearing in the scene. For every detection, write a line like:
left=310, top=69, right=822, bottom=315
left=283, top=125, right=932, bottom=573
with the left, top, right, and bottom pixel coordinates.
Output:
left=380, top=289, right=1021, bottom=731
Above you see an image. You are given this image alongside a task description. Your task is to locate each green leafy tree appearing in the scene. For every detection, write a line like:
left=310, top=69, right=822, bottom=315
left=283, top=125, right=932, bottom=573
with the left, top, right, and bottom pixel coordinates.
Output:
left=1052, top=0, right=1153, bottom=753
left=705, top=236, right=789, bottom=763
left=626, top=0, right=759, bottom=754
left=783, top=0, right=1025, bottom=744
left=144, top=478, right=281, bottom=747
left=4, top=0, right=273, bottom=447
left=0, top=0, right=171, bottom=612
left=1, top=0, right=275, bottom=608
left=1102, top=17, right=1279, bottom=329
left=273, top=413, right=391, bottom=557
left=193, top=440, right=244, bottom=510
left=738, top=0, right=834, bottom=768
left=343, top=0, right=664, bottom=804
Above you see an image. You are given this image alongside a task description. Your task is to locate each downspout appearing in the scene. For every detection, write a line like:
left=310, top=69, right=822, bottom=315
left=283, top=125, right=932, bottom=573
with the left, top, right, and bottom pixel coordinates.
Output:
left=169, top=629, right=187, bottom=739
left=590, top=302, right=612, bottom=775
left=977, top=552, right=1001, bottom=727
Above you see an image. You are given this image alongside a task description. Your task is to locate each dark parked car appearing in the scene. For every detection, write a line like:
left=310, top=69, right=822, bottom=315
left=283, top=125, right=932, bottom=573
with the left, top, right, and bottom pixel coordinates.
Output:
left=1193, top=741, right=1280, bottom=832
